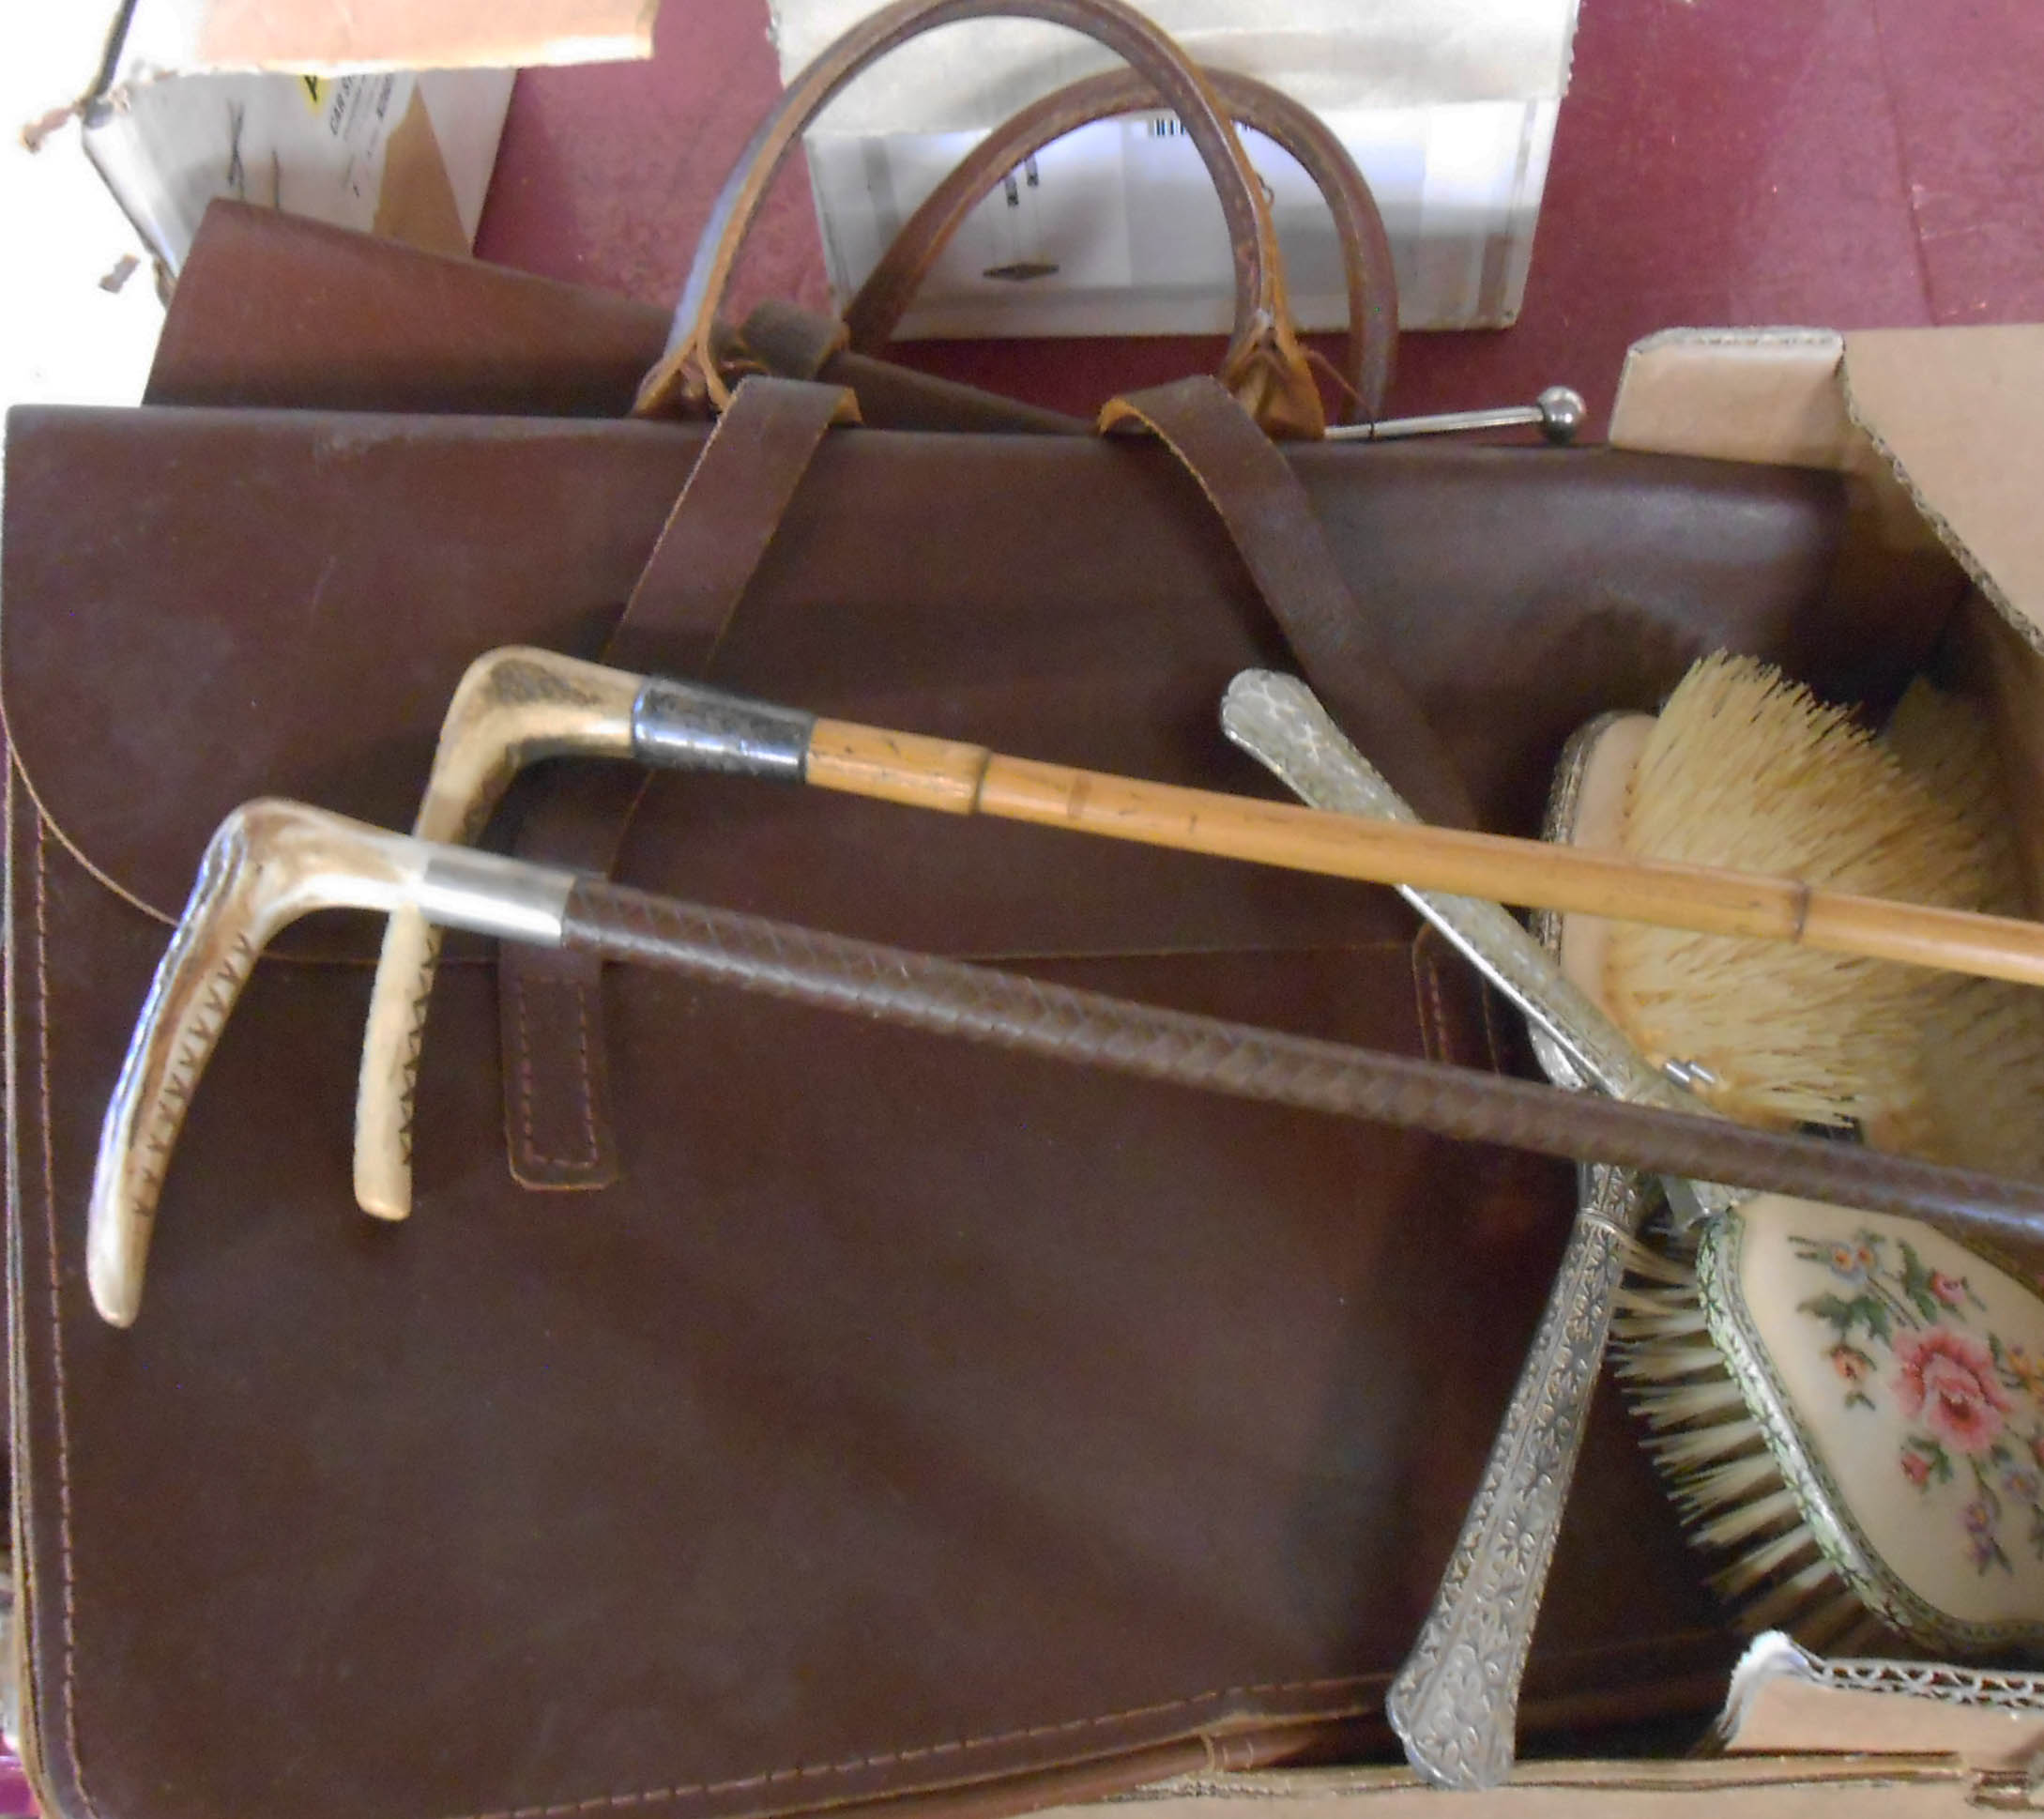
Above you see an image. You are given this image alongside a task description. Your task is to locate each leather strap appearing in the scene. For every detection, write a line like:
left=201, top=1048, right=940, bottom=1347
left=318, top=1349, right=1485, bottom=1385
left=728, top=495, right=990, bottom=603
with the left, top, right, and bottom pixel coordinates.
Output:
left=737, top=300, right=1087, bottom=434
left=845, top=66, right=1398, bottom=423
left=633, top=0, right=1322, bottom=438
left=726, top=298, right=848, bottom=383
left=500, top=375, right=854, bottom=1188
left=1102, top=376, right=1478, bottom=830
left=515, top=373, right=1472, bottom=1182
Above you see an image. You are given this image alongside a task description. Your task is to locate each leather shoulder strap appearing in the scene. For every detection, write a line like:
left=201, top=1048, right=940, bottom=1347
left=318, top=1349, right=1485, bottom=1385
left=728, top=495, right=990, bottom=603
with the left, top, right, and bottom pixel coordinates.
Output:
left=499, top=375, right=853, bottom=1189
left=1103, top=377, right=1478, bottom=830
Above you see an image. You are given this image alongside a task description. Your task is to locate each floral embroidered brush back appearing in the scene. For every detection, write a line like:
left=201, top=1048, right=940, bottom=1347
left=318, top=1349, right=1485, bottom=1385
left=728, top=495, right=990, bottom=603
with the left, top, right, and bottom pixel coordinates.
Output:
left=1709, top=1198, right=2044, bottom=1642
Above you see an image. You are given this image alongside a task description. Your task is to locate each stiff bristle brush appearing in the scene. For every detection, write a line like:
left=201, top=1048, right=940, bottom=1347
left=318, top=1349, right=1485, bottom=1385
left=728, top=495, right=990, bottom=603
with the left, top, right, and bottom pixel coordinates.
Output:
left=1553, top=652, right=2044, bottom=1171
left=1548, top=650, right=2044, bottom=1657
left=1612, top=1198, right=2044, bottom=1658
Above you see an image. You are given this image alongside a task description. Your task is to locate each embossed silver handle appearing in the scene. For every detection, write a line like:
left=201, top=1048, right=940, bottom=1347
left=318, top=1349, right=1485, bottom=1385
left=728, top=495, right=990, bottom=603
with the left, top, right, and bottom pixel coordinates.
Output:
left=1222, top=676, right=1679, bottom=1108
left=1385, top=1164, right=1652, bottom=1786
left=1219, top=671, right=1736, bottom=1231
left=1217, top=669, right=1691, bottom=1787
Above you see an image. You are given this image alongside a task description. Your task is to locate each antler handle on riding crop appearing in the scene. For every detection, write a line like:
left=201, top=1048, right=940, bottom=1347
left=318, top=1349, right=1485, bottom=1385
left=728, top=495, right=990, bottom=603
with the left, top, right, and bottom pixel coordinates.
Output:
left=100, top=802, right=2044, bottom=1329
left=358, top=650, right=2044, bottom=1220
left=92, top=800, right=575, bottom=1327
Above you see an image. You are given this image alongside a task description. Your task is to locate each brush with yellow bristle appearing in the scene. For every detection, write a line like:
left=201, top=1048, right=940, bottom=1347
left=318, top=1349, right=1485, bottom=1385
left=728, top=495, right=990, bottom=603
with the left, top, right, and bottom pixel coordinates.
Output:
left=1883, top=683, right=2044, bottom=1185
left=1545, top=651, right=2044, bottom=1659
left=1568, top=651, right=2044, bottom=1173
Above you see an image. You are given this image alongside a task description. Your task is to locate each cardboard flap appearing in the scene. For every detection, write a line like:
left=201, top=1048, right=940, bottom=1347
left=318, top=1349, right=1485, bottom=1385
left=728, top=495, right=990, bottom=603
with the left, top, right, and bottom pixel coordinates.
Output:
left=1717, top=1634, right=2044, bottom=1776
left=1845, top=326, right=2044, bottom=652
left=1609, top=329, right=1855, bottom=468
left=1087, top=1754, right=1974, bottom=1814
left=1726, top=1676, right=2044, bottom=1770
left=146, top=201, right=668, bottom=416
left=112, top=0, right=654, bottom=82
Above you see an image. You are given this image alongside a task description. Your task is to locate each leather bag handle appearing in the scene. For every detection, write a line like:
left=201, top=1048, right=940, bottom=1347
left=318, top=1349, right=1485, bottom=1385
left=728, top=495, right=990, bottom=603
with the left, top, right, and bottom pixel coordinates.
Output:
left=843, top=65, right=1398, bottom=423
left=633, top=0, right=1324, bottom=436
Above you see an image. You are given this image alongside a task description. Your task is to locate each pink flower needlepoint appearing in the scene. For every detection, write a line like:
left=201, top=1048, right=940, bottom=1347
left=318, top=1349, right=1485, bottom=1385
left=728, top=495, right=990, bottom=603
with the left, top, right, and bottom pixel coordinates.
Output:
left=1893, top=1326, right=2012, bottom=1455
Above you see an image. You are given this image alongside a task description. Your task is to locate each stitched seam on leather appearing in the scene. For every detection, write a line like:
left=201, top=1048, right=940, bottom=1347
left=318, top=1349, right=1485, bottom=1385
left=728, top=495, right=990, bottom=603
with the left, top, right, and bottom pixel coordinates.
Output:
left=1105, top=385, right=1473, bottom=831
left=19, top=854, right=1378, bottom=1819
left=1410, top=940, right=1445, bottom=1067
left=6, top=738, right=175, bottom=929
left=565, top=983, right=601, bottom=1165
left=511, top=974, right=602, bottom=1170
left=21, top=822, right=1369, bottom=1819
left=34, top=819, right=100, bottom=1818
left=1106, top=400, right=1241, bottom=585
left=1476, top=975, right=1505, bottom=1076
left=1098, top=390, right=1344, bottom=664
left=445, top=1674, right=1378, bottom=1819
left=1427, top=945, right=1457, bottom=1067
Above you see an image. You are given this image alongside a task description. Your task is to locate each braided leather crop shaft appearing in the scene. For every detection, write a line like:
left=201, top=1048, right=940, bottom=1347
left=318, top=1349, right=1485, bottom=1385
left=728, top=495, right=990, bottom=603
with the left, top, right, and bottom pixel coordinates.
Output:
left=564, top=880, right=2044, bottom=1241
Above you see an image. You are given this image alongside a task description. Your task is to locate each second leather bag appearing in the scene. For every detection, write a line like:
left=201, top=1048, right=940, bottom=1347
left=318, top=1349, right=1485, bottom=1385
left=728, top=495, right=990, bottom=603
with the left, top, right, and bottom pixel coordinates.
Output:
left=2, top=4, right=1968, bottom=1818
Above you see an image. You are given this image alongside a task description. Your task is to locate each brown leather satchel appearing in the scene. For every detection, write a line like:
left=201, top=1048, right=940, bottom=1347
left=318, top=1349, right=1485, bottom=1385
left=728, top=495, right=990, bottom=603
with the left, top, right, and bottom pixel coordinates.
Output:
left=2, top=6, right=1970, bottom=1819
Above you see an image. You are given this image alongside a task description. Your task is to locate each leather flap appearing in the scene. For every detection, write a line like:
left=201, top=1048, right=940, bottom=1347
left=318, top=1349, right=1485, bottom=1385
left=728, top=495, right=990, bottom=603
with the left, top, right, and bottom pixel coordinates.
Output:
left=147, top=201, right=672, bottom=419
left=1, top=405, right=691, bottom=943
left=0, top=405, right=1416, bottom=965
left=0, top=402, right=1960, bottom=966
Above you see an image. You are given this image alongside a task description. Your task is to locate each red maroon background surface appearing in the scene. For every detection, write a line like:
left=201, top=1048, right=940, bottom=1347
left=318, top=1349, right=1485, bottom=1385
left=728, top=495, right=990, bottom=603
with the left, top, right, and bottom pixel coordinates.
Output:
left=475, top=0, right=2044, bottom=436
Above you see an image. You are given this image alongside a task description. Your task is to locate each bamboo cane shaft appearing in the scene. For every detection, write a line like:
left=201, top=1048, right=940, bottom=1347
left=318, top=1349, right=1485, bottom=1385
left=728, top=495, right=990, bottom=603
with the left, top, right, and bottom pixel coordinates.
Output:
left=1798, top=891, right=2044, bottom=983
left=805, top=719, right=2044, bottom=988
left=804, top=720, right=988, bottom=813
